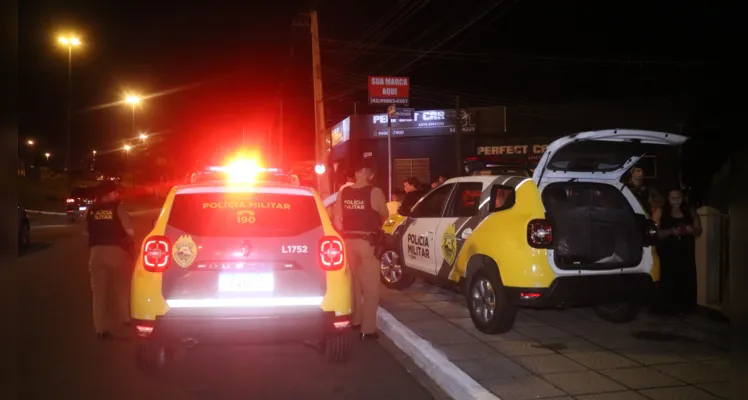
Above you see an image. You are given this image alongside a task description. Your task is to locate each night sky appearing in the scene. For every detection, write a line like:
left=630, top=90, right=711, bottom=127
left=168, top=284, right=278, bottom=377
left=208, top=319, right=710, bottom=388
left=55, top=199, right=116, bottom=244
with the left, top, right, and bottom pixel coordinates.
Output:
left=19, top=0, right=728, bottom=184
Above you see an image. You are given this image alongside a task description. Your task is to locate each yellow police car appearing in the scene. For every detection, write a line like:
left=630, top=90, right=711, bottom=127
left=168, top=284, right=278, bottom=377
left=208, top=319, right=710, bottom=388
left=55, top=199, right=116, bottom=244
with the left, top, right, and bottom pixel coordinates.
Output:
left=131, top=158, right=352, bottom=370
left=379, top=129, right=686, bottom=333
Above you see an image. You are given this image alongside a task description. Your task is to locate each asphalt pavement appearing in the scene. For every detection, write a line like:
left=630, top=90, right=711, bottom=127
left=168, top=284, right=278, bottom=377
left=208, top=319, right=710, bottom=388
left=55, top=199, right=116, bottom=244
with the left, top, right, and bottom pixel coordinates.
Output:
left=15, top=212, right=442, bottom=400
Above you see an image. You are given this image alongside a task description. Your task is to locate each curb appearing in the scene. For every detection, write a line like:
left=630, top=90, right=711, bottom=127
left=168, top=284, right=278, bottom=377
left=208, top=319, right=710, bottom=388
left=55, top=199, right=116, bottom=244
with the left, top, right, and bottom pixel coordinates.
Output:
left=130, top=209, right=160, bottom=216
left=26, top=209, right=160, bottom=217
left=377, top=307, right=500, bottom=400
left=25, top=210, right=66, bottom=216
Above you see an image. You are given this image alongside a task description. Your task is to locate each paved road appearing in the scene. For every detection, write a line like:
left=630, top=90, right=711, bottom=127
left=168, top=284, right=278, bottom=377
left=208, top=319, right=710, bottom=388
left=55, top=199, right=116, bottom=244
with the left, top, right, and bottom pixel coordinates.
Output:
left=14, top=213, right=441, bottom=400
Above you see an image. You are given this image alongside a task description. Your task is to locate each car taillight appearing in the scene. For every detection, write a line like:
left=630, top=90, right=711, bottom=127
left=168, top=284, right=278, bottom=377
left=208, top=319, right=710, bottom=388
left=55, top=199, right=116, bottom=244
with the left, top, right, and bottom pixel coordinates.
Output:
left=527, top=219, right=553, bottom=248
left=319, top=236, right=344, bottom=271
left=143, top=236, right=170, bottom=272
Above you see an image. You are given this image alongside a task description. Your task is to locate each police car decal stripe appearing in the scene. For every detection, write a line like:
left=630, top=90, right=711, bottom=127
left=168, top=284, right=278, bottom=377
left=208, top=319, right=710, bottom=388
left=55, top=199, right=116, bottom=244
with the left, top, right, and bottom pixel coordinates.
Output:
left=166, top=296, right=324, bottom=308
left=177, top=186, right=313, bottom=196
left=435, top=175, right=528, bottom=280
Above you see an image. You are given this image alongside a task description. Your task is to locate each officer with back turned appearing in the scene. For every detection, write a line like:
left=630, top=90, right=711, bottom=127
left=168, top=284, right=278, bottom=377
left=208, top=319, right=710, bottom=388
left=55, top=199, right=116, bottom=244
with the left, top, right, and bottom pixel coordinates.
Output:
left=82, top=181, right=135, bottom=340
left=332, top=158, right=389, bottom=339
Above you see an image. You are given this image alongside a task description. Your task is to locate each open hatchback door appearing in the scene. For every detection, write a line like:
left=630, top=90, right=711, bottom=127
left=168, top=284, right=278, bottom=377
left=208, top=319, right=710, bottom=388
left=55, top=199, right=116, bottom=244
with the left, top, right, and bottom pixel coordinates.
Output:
left=533, top=129, right=688, bottom=184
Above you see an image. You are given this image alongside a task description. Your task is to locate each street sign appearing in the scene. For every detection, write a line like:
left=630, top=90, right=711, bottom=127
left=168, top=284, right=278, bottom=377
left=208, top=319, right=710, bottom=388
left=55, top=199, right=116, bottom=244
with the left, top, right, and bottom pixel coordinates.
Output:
left=368, top=76, right=410, bottom=105
left=392, top=107, right=414, bottom=119
left=387, top=104, right=397, bottom=116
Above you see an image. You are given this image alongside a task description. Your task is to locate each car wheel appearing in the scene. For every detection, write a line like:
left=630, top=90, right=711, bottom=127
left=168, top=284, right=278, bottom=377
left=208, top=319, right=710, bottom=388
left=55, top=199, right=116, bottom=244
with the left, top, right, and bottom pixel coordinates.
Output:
left=135, top=341, right=168, bottom=372
left=324, top=333, right=351, bottom=364
left=467, top=268, right=517, bottom=334
left=379, top=250, right=415, bottom=290
left=593, top=302, right=641, bottom=323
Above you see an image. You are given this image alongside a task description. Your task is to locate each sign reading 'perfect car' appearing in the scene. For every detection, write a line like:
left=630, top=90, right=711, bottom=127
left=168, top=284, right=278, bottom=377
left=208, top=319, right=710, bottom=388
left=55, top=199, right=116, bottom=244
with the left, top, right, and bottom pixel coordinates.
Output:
left=368, top=76, right=410, bottom=105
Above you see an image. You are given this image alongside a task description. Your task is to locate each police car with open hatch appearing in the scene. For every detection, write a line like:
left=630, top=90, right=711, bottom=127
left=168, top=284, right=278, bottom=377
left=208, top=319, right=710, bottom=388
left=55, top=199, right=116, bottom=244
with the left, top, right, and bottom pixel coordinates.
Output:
left=378, top=129, right=686, bottom=333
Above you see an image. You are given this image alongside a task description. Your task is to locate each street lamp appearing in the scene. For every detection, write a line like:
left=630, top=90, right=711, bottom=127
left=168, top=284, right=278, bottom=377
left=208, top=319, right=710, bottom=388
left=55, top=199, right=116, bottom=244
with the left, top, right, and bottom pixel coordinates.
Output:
left=139, top=132, right=148, bottom=149
left=26, top=140, right=35, bottom=167
left=45, top=152, right=51, bottom=161
left=58, top=34, right=82, bottom=172
left=91, top=150, right=97, bottom=171
left=125, top=95, right=141, bottom=138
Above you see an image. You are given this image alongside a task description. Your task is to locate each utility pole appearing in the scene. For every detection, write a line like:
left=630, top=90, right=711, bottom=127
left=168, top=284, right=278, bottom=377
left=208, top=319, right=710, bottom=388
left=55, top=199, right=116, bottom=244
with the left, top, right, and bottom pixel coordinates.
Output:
left=454, top=95, right=462, bottom=176
left=294, top=10, right=329, bottom=197
left=310, top=10, right=329, bottom=197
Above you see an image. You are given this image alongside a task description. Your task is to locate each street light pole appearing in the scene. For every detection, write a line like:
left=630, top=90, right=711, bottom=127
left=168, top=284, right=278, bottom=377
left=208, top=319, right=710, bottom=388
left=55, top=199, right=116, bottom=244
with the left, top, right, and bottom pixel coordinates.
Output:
left=132, top=104, right=136, bottom=137
left=58, top=35, right=81, bottom=172
left=66, top=45, right=71, bottom=172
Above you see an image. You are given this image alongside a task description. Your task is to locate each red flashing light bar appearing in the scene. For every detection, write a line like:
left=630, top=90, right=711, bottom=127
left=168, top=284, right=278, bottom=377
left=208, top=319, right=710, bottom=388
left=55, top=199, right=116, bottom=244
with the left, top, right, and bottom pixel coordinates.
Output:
left=206, top=166, right=282, bottom=173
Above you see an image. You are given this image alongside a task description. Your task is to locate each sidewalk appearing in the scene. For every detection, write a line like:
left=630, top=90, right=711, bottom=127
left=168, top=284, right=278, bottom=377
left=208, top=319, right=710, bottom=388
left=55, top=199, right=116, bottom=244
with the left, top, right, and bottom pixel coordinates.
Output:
left=380, top=281, right=730, bottom=400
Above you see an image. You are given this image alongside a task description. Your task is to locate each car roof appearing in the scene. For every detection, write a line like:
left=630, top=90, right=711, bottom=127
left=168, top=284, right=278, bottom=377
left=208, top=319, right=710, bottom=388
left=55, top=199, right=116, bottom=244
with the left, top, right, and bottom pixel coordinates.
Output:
left=173, top=181, right=318, bottom=198
left=444, top=174, right=532, bottom=188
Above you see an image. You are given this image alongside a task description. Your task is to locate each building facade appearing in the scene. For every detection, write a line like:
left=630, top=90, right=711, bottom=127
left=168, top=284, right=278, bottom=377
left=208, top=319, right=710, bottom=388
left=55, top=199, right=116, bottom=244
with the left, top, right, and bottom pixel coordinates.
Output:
left=327, top=103, right=685, bottom=193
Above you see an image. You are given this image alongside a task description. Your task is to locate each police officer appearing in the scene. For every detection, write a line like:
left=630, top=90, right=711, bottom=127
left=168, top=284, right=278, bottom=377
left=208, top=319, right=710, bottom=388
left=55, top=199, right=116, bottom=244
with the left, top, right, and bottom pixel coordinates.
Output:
left=82, top=181, right=135, bottom=339
left=333, top=159, right=389, bottom=339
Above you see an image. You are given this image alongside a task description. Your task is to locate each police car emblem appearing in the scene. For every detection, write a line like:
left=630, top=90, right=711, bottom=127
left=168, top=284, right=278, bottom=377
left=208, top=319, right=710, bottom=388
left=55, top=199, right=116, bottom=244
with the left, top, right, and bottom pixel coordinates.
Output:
left=173, top=234, right=198, bottom=268
left=441, top=224, right=458, bottom=265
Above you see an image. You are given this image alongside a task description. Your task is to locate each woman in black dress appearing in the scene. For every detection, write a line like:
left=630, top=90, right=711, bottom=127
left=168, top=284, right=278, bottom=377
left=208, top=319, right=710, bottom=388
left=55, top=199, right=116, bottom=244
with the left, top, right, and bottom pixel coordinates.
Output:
left=652, top=188, right=702, bottom=315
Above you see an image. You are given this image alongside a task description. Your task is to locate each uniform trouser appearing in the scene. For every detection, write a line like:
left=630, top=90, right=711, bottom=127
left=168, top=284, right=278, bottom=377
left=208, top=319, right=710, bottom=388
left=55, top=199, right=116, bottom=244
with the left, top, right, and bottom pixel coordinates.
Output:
left=89, top=246, right=131, bottom=333
left=345, top=238, right=380, bottom=334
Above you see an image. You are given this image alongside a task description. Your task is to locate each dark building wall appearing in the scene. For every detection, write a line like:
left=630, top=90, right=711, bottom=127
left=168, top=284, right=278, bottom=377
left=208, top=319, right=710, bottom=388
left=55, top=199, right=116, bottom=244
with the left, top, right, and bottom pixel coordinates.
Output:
left=329, top=102, right=686, bottom=192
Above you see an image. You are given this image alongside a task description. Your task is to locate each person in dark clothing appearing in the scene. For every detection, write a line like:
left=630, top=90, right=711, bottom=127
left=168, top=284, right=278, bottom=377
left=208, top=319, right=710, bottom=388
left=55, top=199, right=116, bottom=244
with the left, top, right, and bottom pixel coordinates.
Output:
left=652, top=187, right=702, bottom=315
left=626, top=166, right=660, bottom=215
left=398, top=177, right=424, bottom=216
left=82, top=181, right=135, bottom=339
left=332, top=158, right=389, bottom=339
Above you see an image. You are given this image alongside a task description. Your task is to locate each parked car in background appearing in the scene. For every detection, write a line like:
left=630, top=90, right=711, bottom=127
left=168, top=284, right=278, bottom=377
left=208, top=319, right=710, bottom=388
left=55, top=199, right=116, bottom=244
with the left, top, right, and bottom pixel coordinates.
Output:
left=66, top=186, right=97, bottom=222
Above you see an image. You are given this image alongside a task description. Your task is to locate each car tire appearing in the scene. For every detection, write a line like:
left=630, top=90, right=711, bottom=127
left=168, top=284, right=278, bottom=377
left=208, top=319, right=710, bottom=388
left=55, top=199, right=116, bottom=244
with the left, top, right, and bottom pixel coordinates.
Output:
left=135, top=341, right=168, bottom=372
left=467, top=268, right=517, bottom=334
left=324, top=333, right=351, bottom=364
left=593, top=302, right=641, bottom=323
left=379, top=249, right=415, bottom=290
left=18, top=221, right=30, bottom=253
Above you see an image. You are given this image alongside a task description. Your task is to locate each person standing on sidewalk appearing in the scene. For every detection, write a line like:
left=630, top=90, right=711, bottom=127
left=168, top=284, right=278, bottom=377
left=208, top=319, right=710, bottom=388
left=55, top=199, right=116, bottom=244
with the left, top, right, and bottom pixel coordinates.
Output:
left=82, top=181, right=134, bottom=340
left=332, top=159, right=389, bottom=340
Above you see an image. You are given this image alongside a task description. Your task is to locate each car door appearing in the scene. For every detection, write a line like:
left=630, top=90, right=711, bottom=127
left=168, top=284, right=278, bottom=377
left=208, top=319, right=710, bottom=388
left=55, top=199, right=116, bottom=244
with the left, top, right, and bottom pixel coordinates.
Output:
left=434, top=181, right=485, bottom=280
left=401, top=183, right=456, bottom=275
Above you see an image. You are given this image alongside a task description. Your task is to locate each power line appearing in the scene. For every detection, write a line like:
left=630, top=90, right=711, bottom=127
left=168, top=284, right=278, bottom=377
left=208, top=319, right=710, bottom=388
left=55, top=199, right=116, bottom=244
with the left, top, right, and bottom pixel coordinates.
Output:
left=343, top=0, right=421, bottom=65
left=321, top=0, right=510, bottom=103
left=389, top=0, right=508, bottom=75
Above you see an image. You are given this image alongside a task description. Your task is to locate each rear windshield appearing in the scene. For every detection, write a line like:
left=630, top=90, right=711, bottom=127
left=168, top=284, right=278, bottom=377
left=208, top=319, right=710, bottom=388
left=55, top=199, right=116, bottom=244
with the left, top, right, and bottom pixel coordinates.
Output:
left=548, top=141, right=645, bottom=172
left=168, top=192, right=321, bottom=237
left=542, top=183, right=633, bottom=213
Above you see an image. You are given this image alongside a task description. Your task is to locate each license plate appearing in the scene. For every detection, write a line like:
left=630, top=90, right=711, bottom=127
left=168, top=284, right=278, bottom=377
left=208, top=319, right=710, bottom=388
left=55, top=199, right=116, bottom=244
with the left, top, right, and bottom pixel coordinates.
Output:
left=79, top=206, right=87, bottom=211
left=218, top=273, right=274, bottom=293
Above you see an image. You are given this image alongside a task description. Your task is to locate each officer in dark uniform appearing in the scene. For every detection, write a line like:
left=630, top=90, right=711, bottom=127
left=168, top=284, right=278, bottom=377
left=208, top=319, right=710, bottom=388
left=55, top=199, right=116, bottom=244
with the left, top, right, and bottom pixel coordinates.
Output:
left=82, top=181, right=135, bottom=339
left=332, top=159, right=389, bottom=339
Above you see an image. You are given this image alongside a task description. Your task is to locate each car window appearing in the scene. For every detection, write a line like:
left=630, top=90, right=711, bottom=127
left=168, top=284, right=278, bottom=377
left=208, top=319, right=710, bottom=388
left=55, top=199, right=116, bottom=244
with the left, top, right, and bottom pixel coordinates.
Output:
left=444, top=182, right=483, bottom=217
left=167, top=192, right=321, bottom=237
left=489, top=185, right=516, bottom=212
left=412, top=183, right=454, bottom=218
